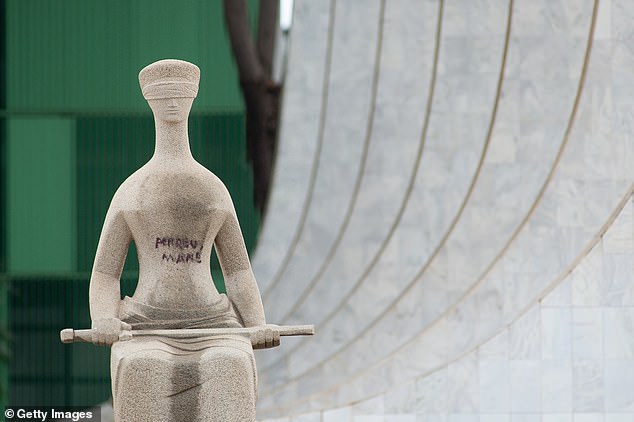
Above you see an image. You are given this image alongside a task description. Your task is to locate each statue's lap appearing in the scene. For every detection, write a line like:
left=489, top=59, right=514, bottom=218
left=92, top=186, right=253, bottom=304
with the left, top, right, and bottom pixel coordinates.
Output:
left=110, top=295, right=257, bottom=422
left=111, top=336, right=257, bottom=422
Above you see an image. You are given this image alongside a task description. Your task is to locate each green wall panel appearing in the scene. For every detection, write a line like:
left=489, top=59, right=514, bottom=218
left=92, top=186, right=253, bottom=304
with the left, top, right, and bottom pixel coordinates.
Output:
left=7, top=118, right=75, bottom=273
left=9, top=278, right=110, bottom=406
left=6, top=0, right=258, bottom=112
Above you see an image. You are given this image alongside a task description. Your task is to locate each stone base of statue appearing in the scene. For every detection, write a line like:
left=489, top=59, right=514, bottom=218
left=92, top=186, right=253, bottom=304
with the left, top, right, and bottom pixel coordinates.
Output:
left=111, top=338, right=256, bottom=421
left=110, top=296, right=257, bottom=422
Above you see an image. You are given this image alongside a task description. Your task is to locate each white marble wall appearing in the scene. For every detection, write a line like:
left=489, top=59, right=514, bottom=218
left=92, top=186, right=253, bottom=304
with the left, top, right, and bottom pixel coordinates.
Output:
left=258, top=194, right=634, bottom=422
left=261, top=193, right=634, bottom=421
left=256, top=0, right=634, bottom=419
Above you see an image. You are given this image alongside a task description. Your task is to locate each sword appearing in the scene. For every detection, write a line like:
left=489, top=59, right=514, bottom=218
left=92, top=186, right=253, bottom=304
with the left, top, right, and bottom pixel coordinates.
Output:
left=60, top=324, right=314, bottom=349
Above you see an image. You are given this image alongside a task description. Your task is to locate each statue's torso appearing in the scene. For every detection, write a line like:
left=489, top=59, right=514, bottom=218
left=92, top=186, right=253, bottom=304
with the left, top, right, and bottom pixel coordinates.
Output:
left=113, top=159, right=232, bottom=309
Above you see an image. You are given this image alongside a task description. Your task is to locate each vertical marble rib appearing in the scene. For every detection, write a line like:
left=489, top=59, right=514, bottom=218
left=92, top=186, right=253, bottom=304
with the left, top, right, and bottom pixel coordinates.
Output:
left=251, top=0, right=332, bottom=292
left=262, top=0, right=382, bottom=323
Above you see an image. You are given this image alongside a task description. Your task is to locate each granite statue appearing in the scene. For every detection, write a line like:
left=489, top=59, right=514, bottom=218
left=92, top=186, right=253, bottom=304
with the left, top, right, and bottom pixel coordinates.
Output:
left=60, top=59, right=312, bottom=422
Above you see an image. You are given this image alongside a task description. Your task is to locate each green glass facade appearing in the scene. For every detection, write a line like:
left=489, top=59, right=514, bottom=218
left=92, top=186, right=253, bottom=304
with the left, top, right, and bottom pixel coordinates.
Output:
left=1, top=0, right=260, bottom=407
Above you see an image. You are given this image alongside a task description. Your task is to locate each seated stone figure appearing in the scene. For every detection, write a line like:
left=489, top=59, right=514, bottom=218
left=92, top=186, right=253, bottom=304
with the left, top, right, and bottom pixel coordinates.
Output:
left=88, top=59, right=276, bottom=422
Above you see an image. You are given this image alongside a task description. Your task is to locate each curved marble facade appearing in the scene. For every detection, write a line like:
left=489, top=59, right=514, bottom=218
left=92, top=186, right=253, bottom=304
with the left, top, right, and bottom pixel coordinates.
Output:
left=255, top=0, right=634, bottom=420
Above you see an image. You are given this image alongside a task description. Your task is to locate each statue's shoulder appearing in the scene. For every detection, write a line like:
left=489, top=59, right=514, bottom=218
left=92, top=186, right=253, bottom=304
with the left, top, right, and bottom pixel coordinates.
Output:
left=194, top=165, right=234, bottom=212
left=105, top=165, right=151, bottom=211
left=114, top=166, right=146, bottom=191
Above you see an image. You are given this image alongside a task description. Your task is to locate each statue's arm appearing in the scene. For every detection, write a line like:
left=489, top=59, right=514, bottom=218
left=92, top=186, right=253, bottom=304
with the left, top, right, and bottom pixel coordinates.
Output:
left=215, top=208, right=266, bottom=328
left=89, top=203, right=132, bottom=344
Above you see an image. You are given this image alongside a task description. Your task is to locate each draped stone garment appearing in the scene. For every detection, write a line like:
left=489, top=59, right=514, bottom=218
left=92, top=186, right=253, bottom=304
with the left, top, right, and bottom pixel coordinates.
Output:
left=111, top=295, right=257, bottom=422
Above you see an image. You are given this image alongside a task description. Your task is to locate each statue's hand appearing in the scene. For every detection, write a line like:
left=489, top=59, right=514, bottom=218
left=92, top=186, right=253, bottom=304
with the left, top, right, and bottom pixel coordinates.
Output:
left=91, top=317, right=132, bottom=346
left=252, top=324, right=281, bottom=350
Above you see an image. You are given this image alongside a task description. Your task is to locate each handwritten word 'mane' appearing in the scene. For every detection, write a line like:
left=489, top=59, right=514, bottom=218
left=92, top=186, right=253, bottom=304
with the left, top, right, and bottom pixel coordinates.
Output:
left=161, top=252, right=202, bottom=264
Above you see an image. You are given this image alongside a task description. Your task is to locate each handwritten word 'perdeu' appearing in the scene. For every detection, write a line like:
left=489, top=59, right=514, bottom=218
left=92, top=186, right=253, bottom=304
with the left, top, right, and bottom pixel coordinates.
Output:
left=155, top=237, right=202, bottom=250
left=155, top=236, right=203, bottom=264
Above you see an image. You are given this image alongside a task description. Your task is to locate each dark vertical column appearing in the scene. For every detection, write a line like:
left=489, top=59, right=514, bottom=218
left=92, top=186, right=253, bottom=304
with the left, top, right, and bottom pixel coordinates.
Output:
left=0, top=0, right=8, bottom=408
left=0, top=0, right=6, bottom=269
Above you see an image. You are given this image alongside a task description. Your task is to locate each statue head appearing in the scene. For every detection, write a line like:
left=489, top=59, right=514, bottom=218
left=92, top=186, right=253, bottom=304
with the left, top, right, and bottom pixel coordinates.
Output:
left=139, top=59, right=200, bottom=123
